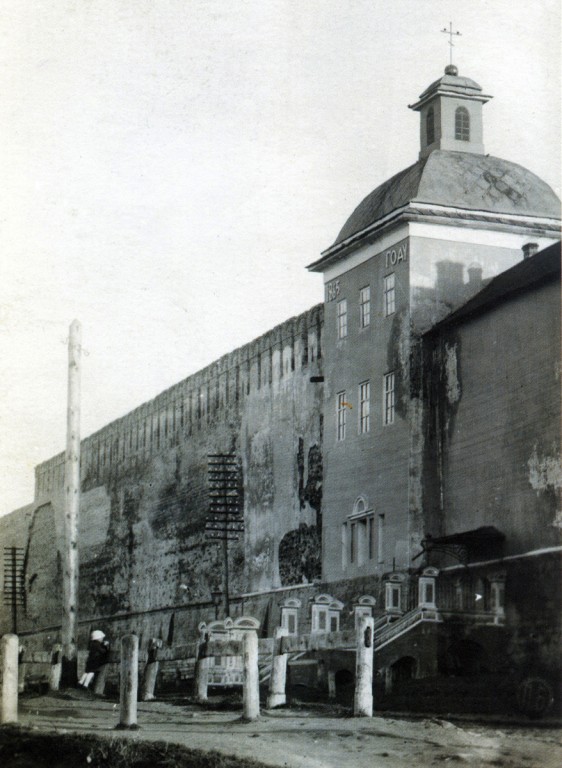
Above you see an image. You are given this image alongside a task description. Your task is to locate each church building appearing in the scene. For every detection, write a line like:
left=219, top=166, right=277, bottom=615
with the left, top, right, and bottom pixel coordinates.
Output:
left=1, top=64, right=560, bottom=709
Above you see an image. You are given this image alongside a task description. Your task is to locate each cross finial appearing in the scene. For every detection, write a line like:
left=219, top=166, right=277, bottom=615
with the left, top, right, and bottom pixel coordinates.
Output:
left=441, top=22, right=461, bottom=68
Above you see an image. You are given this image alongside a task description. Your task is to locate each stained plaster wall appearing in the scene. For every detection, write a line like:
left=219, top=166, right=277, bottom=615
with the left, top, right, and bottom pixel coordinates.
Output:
left=321, top=235, right=412, bottom=582
left=423, top=276, right=561, bottom=553
left=16, top=306, right=324, bottom=643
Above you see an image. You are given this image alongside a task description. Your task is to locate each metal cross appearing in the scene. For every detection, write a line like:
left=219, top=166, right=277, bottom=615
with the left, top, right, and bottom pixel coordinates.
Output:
left=441, top=22, right=462, bottom=67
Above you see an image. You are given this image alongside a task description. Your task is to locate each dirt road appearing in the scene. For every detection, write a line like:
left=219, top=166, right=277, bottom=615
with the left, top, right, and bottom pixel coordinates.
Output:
left=13, top=692, right=562, bottom=767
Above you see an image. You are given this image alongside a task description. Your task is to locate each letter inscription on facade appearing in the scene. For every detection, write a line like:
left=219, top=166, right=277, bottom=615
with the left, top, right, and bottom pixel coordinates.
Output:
left=385, top=241, right=408, bottom=269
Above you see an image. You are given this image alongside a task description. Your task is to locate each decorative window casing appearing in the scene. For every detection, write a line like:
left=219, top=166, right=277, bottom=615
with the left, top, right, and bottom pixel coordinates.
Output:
left=280, top=598, right=301, bottom=636
left=385, top=574, right=405, bottom=614
left=383, top=372, right=396, bottom=425
left=359, top=286, right=371, bottom=327
left=384, top=273, right=396, bottom=316
left=311, top=594, right=344, bottom=634
left=418, top=567, right=439, bottom=609
left=337, top=299, right=348, bottom=339
left=343, top=497, right=375, bottom=569
left=353, top=595, right=376, bottom=630
left=455, top=106, right=470, bottom=141
left=336, top=391, right=347, bottom=441
left=359, top=380, right=370, bottom=434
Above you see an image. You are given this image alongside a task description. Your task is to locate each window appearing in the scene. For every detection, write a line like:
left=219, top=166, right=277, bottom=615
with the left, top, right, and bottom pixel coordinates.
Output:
left=455, top=106, right=470, bottom=141
left=359, top=286, right=370, bottom=327
left=359, top=380, right=370, bottom=434
left=337, top=391, right=347, bottom=441
left=368, top=516, right=374, bottom=560
left=385, top=582, right=402, bottom=612
left=280, top=599, right=301, bottom=636
left=383, top=372, right=395, bottom=425
left=377, top=514, right=385, bottom=563
left=337, top=299, right=347, bottom=339
left=311, top=595, right=343, bottom=634
left=418, top=576, right=437, bottom=609
left=426, top=106, right=435, bottom=145
left=349, top=522, right=356, bottom=563
left=384, top=273, right=395, bottom=316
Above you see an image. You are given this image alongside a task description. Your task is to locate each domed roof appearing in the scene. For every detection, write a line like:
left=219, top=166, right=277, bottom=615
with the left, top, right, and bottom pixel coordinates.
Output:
left=332, top=150, right=561, bottom=248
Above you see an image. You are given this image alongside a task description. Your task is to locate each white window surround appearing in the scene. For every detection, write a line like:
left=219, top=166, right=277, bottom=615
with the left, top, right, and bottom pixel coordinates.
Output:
left=385, top=574, right=406, bottom=613
left=418, top=567, right=439, bottom=609
left=353, top=595, right=376, bottom=630
left=343, top=497, right=375, bottom=569
left=280, top=597, right=301, bottom=636
left=311, top=594, right=344, bottom=634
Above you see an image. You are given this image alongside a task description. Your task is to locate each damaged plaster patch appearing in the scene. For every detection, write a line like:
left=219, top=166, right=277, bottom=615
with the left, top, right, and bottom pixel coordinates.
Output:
left=528, top=445, right=562, bottom=492
left=444, top=342, right=461, bottom=403
left=528, top=445, right=562, bottom=527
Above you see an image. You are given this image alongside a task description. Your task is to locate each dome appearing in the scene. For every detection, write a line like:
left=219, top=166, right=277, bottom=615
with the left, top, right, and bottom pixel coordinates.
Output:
left=332, top=151, right=561, bottom=248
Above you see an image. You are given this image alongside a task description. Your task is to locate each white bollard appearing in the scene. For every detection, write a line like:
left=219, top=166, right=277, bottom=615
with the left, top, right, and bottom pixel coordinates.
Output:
left=117, top=634, right=139, bottom=729
left=140, top=638, right=162, bottom=701
left=267, top=627, right=288, bottom=708
left=354, top=616, right=374, bottom=717
left=242, top=630, right=260, bottom=721
left=328, top=669, right=336, bottom=700
left=1, top=634, right=19, bottom=723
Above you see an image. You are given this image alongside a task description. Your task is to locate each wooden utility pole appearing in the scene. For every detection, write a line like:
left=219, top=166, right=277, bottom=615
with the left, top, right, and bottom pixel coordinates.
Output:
left=61, top=319, right=81, bottom=687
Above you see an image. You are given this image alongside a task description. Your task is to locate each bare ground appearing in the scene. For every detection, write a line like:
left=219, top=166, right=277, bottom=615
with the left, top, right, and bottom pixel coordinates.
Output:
left=4, top=691, right=561, bottom=768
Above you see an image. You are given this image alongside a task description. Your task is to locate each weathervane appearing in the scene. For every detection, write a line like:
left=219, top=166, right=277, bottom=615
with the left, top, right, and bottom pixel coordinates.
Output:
left=441, top=22, right=461, bottom=67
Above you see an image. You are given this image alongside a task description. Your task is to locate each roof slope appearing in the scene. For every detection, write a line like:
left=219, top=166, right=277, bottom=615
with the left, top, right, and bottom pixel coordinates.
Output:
left=332, top=151, right=561, bottom=248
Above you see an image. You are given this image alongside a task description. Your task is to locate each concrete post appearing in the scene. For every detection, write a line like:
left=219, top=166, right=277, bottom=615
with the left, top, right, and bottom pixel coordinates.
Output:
left=354, top=616, right=374, bottom=717
left=242, top=630, right=259, bottom=721
left=117, top=634, right=139, bottom=729
left=1, top=634, right=19, bottom=723
left=327, top=670, right=336, bottom=700
left=195, top=648, right=209, bottom=703
left=267, top=627, right=288, bottom=709
left=140, top=638, right=162, bottom=701
left=93, top=664, right=108, bottom=696
left=49, top=644, right=62, bottom=692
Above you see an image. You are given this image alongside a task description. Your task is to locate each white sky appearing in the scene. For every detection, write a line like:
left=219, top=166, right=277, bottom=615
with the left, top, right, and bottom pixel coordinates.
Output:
left=1, top=0, right=560, bottom=517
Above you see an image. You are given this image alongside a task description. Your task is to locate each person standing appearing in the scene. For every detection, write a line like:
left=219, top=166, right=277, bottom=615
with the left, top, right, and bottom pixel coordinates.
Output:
left=78, top=630, right=109, bottom=689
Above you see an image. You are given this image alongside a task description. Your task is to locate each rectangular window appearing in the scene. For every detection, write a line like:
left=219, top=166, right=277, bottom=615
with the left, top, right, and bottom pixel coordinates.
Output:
left=368, top=516, right=374, bottom=560
left=359, top=286, right=370, bottom=327
left=337, top=391, right=347, bottom=441
left=384, top=273, right=396, bottom=316
left=357, top=518, right=368, bottom=566
left=377, top=514, right=385, bottom=563
left=337, top=299, right=347, bottom=339
left=359, top=380, right=370, bottom=434
left=383, top=372, right=395, bottom=425
left=349, top=522, right=356, bottom=563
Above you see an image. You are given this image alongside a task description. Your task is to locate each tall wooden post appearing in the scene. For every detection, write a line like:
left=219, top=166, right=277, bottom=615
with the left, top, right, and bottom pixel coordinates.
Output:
left=61, top=320, right=81, bottom=687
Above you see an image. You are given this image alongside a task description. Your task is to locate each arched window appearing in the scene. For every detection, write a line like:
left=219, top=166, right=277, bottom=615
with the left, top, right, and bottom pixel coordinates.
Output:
left=426, top=107, right=435, bottom=145
left=455, top=107, right=470, bottom=141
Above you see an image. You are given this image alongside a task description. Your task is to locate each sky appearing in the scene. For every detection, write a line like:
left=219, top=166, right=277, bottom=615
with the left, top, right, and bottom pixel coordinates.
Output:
left=1, top=0, right=560, bottom=517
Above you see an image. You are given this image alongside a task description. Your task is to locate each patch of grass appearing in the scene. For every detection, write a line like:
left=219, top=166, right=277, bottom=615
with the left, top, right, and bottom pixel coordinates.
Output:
left=0, top=726, right=272, bottom=768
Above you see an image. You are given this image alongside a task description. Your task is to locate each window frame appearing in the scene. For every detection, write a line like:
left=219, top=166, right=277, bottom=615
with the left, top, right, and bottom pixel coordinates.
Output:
left=336, top=391, right=347, bottom=441
left=359, top=380, right=370, bottom=434
left=426, top=106, right=435, bottom=145
left=359, top=285, right=371, bottom=328
left=383, top=372, right=395, bottom=426
left=455, top=106, right=470, bottom=141
left=384, top=273, right=396, bottom=316
left=336, top=298, right=348, bottom=339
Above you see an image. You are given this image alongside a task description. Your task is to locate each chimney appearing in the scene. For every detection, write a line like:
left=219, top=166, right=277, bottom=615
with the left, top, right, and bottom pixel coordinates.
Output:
left=522, top=242, right=539, bottom=260
left=467, top=263, right=483, bottom=291
left=435, top=260, right=464, bottom=304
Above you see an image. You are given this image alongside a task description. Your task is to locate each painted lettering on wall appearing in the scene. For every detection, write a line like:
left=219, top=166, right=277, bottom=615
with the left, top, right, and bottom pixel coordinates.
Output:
left=326, top=280, right=341, bottom=301
left=385, top=242, right=408, bottom=269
